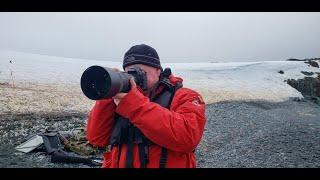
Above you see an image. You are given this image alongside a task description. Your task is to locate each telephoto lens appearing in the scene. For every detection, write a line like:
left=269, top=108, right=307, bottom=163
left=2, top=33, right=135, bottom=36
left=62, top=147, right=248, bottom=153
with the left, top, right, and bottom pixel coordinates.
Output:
left=80, top=65, right=147, bottom=100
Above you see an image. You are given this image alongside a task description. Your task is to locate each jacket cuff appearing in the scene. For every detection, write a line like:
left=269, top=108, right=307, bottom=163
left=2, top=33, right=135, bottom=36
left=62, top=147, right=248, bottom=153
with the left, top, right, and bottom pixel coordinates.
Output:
left=115, top=87, right=148, bottom=119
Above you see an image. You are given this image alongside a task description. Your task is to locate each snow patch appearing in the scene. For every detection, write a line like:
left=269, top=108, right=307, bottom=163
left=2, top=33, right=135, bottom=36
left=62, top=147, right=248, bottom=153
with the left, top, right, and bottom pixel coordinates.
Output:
left=1, top=50, right=320, bottom=106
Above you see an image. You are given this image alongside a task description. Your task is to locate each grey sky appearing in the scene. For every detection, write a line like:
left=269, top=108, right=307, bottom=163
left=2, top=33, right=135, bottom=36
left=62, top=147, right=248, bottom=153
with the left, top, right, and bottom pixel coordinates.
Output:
left=0, top=12, right=319, bottom=62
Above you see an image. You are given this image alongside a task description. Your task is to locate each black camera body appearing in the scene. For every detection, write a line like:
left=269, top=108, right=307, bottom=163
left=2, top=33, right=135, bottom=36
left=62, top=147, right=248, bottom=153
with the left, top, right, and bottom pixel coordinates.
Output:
left=80, top=65, right=147, bottom=100
left=126, top=66, right=148, bottom=91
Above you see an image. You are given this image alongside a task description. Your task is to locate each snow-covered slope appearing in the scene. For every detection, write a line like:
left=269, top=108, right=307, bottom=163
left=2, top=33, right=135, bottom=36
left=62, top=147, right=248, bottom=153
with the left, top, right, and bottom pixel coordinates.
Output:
left=0, top=50, right=122, bottom=86
left=169, top=61, right=320, bottom=103
left=1, top=50, right=319, bottom=104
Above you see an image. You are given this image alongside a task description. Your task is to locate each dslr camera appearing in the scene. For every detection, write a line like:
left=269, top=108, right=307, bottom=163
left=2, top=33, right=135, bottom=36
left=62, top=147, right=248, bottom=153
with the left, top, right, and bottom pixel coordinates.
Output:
left=80, top=65, right=147, bottom=100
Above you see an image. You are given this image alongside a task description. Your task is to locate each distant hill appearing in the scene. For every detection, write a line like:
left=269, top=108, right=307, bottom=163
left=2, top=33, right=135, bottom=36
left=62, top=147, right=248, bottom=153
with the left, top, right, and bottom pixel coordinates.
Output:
left=287, top=58, right=320, bottom=61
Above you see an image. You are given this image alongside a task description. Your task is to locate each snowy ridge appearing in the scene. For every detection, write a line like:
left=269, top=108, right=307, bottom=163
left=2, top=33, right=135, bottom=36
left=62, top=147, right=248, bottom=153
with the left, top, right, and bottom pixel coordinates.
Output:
left=1, top=50, right=320, bottom=104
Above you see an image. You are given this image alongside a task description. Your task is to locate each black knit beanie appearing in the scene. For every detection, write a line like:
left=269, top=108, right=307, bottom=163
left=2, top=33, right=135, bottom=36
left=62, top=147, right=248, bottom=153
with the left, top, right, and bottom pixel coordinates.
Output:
left=123, top=44, right=162, bottom=71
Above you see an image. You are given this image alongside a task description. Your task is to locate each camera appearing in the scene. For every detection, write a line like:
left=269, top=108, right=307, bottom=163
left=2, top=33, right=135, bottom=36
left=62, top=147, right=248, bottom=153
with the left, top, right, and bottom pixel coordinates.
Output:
left=80, top=65, right=147, bottom=100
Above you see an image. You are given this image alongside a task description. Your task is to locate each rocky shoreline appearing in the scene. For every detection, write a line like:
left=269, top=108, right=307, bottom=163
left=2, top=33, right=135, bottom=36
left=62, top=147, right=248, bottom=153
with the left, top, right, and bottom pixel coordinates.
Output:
left=285, top=59, right=320, bottom=105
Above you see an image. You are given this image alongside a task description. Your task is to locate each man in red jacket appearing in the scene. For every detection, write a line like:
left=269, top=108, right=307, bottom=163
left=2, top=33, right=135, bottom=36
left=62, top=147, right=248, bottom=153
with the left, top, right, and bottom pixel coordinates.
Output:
left=86, top=44, right=206, bottom=168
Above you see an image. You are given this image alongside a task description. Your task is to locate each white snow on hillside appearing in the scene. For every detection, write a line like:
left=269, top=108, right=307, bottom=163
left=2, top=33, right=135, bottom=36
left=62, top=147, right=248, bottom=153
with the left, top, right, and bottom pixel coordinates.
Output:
left=1, top=50, right=319, bottom=104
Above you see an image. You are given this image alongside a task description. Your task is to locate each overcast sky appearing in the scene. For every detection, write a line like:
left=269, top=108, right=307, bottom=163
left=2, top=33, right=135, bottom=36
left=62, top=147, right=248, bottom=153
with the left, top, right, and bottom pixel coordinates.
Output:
left=0, top=12, right=319, bottom=62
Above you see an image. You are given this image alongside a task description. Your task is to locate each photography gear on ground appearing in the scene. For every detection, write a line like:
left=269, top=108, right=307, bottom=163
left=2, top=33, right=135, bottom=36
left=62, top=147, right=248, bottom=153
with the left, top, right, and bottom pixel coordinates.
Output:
left=15, top=135, right=44, bottom=153
left=80, top=65, right=147, bottom=100
left=15, top=128, right=105, bottom=167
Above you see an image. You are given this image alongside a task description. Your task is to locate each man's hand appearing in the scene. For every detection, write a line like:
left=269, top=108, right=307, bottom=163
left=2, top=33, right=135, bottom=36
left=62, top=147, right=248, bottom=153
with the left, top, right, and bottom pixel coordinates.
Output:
left=112, top=78, right=137, bottom=106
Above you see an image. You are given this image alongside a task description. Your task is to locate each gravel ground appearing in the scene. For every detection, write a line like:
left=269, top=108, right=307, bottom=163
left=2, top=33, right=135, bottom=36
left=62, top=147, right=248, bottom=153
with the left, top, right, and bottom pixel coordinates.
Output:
left=196, top=99, right=320, bottom=168
left=1, top=99, right=320, bottom=168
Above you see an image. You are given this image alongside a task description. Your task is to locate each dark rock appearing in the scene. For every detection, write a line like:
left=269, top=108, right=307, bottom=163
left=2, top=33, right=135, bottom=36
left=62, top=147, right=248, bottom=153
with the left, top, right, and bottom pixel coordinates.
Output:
left=289, top=97, right=305, bottom=102
left=301, top=71, right=314, bottom=76
left=308, top=96, right=320, bottom=105
left=287, top=58, right=304, bottom=61
left=287, top=74, right=320, bottom=105
left=287, top=58, right=320, bottom=62
left=304, top=60, right=319, bottom=68
left=0, top=82, right=10, bottom=86
left=278, top=70, right=284, bottom=74
left=306, top=58, right=320, bottom=61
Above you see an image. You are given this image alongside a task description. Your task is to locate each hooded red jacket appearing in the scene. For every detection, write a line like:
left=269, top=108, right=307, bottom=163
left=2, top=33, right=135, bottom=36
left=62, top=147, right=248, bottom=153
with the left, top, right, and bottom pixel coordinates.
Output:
left=86, top=75, right=206, bottom=168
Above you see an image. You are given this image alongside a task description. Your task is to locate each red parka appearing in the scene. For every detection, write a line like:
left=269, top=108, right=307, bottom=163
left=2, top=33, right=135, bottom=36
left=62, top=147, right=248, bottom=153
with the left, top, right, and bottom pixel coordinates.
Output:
left=86, top=75, right=206, bottom=168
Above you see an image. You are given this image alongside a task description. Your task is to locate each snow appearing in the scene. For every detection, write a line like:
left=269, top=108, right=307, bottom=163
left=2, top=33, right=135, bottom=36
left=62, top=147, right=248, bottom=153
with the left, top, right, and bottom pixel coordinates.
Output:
left=1, top=50, right=320, bottom=106
left=167, top=61, right=320, bottom=103
left=0, top=50, right=122, bottom=86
